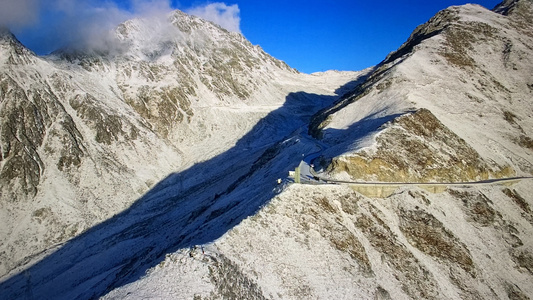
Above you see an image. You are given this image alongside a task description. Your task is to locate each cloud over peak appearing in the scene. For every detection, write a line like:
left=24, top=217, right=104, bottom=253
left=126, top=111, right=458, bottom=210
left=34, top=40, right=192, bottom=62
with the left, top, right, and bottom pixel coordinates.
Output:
left=186, top=2, right=241, bottom=33
left=0, top=0, right=241, bottom=55
left=0, top=0, right=40, bottom=29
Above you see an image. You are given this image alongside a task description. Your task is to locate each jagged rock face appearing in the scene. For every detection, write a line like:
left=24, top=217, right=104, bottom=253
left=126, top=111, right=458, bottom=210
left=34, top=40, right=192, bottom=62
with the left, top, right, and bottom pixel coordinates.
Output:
left=310, top=0, right=533, bottom=181
left=0, top=36, right=181, bottom=275
left=0, top=34, right=86, bottom=200
left=60, top=10, right=295, bottom=139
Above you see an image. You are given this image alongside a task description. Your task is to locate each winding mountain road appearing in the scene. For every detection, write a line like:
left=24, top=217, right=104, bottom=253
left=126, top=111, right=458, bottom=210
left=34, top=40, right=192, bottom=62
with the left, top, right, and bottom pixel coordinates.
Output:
left=295, top=134, right=532, bottom=197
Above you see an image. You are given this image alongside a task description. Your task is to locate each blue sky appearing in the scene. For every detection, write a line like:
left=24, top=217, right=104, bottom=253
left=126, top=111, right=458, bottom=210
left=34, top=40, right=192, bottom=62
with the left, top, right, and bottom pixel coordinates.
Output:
left=1, top=0, right=503, bottom=73
left=239, top=0, right=502, bottom=72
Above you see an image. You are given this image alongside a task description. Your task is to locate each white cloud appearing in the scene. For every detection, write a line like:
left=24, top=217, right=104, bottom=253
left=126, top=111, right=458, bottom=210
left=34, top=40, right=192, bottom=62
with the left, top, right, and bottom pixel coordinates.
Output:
left=130, top=0, right=173, bottom=17
left=43, top=0, right=132, bottom=53
left=0, top=0, right=40, bottom=28
left=186, top=2, right=241, bottom=33
left=0, top=0, right=241, bottom=54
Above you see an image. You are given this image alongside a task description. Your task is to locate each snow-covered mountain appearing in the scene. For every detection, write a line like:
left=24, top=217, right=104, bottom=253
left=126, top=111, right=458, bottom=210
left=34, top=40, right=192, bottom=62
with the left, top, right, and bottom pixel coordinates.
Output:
left=310, top=1, right=533, bottom=183
left=1, top=0, right=533, bottom=299
left=0, top=10, right=360, bottom=283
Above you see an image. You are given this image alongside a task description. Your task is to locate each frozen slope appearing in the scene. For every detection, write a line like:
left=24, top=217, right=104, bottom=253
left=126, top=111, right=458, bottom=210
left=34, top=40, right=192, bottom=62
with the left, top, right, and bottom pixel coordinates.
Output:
left=0, top=10, right=361, bottom=281
left=104, top=181, right=533, bottom=299
left=0, top=13, right=366, bottom=297
left=0, top=79, right=364, bottom=299
left=309, top=1, right=533, bottom=182
left=100, top=1, right=533, bottom=299
left=2, top=1, right=533, bottom=299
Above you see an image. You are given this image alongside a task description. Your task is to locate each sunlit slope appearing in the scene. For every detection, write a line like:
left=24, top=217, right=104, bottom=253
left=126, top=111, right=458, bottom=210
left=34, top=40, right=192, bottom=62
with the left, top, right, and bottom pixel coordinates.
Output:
left=310, top=1, right=533, bottom=183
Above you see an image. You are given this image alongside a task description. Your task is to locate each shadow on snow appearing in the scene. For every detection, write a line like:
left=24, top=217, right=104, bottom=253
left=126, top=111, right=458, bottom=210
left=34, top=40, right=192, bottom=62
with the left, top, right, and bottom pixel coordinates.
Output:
left=0, top=80, right=360, bottom=299
left=318, top=108, right=414, bottom=163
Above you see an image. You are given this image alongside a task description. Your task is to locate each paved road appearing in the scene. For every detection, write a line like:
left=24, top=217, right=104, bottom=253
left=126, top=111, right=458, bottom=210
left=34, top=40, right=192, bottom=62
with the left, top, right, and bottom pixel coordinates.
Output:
left=295, top=134, right=533, bottom=188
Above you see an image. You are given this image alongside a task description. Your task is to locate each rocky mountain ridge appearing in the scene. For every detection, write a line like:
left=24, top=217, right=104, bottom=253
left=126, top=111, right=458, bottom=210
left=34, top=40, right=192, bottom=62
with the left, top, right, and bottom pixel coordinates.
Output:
left=310, top=0, right=533, bottom=183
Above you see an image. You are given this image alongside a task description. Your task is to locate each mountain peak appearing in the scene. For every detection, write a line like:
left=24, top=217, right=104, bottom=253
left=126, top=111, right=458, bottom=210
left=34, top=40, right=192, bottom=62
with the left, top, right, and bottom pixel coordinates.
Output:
left=310, top=0, right=533, bottom=182
left=0, top=26, right=12, bottom=38
left=54, top=8, right=249, bottom=64
left=0, top=27, right=20, bottom=45
left=0, top=27, right=35, bottom=64
left=493, top=0, right=533, bottom=15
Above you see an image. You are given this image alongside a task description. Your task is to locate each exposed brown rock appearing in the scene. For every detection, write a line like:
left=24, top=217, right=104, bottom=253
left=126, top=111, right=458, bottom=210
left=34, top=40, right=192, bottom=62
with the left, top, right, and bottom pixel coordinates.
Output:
left=399, top=209, right=475, bottom=275
left=328, top=109, right=514, bottom=182
left=355, top=205, right=439, bottom=299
